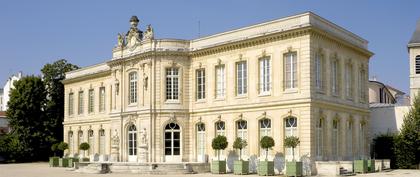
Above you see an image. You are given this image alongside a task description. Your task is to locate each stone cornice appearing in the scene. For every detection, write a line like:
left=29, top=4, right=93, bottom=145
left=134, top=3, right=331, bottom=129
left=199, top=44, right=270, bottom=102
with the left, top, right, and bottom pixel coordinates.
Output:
left=62, top=70, right=111, bottom=84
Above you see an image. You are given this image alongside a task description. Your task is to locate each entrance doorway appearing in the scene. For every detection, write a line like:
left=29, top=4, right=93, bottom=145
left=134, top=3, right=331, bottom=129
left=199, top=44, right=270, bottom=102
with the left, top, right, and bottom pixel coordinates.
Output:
left=164, top=123, right=181, bottom=162
left=128, top=124, right=137, bottom=162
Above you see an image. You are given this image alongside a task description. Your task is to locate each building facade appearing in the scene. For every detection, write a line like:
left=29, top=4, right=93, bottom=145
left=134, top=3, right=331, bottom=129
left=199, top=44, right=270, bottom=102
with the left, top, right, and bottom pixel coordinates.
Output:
left=63, top=12, right=372, bottom=170
left=409, top=19, right=420, bottom=103
left=1, top=72, right=22, bottom=111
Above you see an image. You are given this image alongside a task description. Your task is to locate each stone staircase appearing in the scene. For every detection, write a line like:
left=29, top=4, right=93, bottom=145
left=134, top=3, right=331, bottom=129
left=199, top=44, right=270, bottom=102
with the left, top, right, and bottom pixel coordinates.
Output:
left=76, top=162, right=208, bottom=174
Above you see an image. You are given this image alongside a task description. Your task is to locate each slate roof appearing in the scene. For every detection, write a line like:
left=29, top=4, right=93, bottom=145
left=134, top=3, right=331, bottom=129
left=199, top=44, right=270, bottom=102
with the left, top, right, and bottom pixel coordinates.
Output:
left=409, top=19, right=420, bottom=46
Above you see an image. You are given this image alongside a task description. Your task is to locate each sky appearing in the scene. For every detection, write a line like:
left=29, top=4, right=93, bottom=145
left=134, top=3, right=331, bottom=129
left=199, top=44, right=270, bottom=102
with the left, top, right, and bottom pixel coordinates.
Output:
left=0, top=0, right=418, bottom=93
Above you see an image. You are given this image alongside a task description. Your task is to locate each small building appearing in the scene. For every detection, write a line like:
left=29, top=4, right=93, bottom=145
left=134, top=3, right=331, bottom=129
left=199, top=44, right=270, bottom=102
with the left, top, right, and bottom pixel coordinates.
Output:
left=1, top=72, right=22, bottom=111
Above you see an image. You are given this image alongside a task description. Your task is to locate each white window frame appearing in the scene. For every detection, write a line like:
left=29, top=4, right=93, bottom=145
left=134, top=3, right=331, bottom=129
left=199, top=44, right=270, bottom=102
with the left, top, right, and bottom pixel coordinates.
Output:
left=68, top=131, right=74, bottom=154
left=332, top=119, right=339, bottom=160
left=316, top=118, right=323, bottom=159
left=78, top=91, right=84, bottom=115
left=196, top=123, right=206, bottom=162
left=68, top=93, right=74, bottom=116
left=236, top=120, right=248, bottom=156
left=196, top=69, right=206, bottom=100
left=359, top=68, right=366, bottom=102
left=129, top=72, right=138, bottom=104
left=88, top=130, right=94, bottom=155
left=99, top=87, right=105, bottom=112
left=347, top=120, right=353, bottom=159
left=284, top=52, right=298, bottom=90
left=285, top=117, right=298, bottom=160
left=236, top=61, right=247, bottom=96
left=215, top=65, right=225, bottom=99
left=259, top=57, right=271, bottom=95
left=345, top=63, right=353, bottom=99
left=259, top=118, right=271, bottom=156
left=88, top=89, right=94, bottom=113
left=215, top=121, right=225, bottom=136
left=331, top=60, right=339, bottom=95
left=99, top=129, right=105, bottom=155
left=315, top=52, right=323, bottom=91
left=166, top=67, right=179, bottom=101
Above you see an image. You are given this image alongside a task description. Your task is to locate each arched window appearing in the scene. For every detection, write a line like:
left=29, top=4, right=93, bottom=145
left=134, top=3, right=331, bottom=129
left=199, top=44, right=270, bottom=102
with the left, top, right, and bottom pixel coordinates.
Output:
left=259, top=118, right=271, bottom=156
left=359, top=122, right=365, bottom=159
left=236, top=120, right=248, bottom=155
left=215, top=121, right=225, bottom=136
left=332, top=119, right=339, bottom=160
left=316, top=118, right=323, bottom=159
left=285, top=116, right=298, bottom=159
left=347, top=120, right=353, bottom=159
left=128, top=124, right=137, bottom=161
left=165, top=123, right=181, bottom=158
left=68, top=131, right=74, bottom=154
left=129, top=72, right=138, bottom=104
left=88, top=130, right=94, bottom=155
left=196, top=123, right=206, bottom=162
left=99, top=129, right=105, bottom=155
left=78, top=130, right=83, bottom=155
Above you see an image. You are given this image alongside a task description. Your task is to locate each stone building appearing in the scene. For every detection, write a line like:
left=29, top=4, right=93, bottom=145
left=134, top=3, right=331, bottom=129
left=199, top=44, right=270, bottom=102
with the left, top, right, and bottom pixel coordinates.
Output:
left=63, top=12, right=372, bottom=173
left=409, top=19, right=420, bottom=103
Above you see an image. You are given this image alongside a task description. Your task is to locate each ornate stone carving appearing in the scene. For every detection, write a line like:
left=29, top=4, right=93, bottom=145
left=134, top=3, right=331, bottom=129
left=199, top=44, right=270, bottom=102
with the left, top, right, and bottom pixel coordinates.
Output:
left=143, top=24, right=154, bottom=40
left=112, top=129, right=119, bottom=146
left=140, top=128, right=147, bottom=145
left=126, top=16, right=143, bottom=47
left=117, top=33, right=125, bottom=47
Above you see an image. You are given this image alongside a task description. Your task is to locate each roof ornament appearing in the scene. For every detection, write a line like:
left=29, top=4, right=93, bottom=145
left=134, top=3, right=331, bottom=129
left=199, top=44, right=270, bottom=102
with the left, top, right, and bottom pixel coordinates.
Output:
left=126, top=15, right=143, bottom=47
left=143, top=24, right=154, bottom=40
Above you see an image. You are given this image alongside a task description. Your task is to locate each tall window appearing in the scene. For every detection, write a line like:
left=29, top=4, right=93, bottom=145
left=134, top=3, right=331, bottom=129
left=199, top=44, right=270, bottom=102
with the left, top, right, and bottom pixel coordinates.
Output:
left=129, top=72, right=138, bottom=104
left=332, top=119, right=339, bottom=160
left=128, top=124, right=137, bottom=156
left=215, top=65, right=225, bottom=99
left=359, top=122, right=365, bottom=158
left=359, top=68, right=366, bottom=102
left=78, top=131, right=83, bottom=155
left=166, top=68, right=179, bottom=100
left=316, top=118, right=323, bottom=158
left=196, top=69, right=205, bottom=100
left=259, top=118, right=271, bottom=156
left=196, top=123, right=206, bottom=162
left=347, top=120, right=353, bottom=159
left=236, top=61, right=247, bottom=95
left=99, top=87, right=105, bottom=112
left=284, top=52, right=298, bottom=89
left=345, top=63, right=353, bottom=98
left=88, top=130, right=94, bottom=155
left=259, top=57, right=271, bottom=94
left=68, top=131, right=74, bottom=154
left=68, top=93, right=74, bottom=115
left=99, top=129, right=105, bottom=155
left=331, top=59, right=339, bottom=95
left=78, top=91, right=84, bottom=115
left=416, top=55, right=420, bottom=74
left=285, top=117, right=298, bottom=158
left=315, top=52, right=323, bottom=90
left=236, top=120, right=248, bottom=155
left=88, top=89, right=94, bottom=113
left=215, top=121, right=225, bottom=136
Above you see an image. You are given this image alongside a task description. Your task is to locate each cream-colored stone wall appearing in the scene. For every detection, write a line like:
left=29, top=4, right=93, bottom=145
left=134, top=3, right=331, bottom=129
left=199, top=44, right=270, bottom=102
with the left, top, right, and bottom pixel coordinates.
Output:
left=409, top=47, right=420, bottom=103
left=62, top=12, right=372, bottom=169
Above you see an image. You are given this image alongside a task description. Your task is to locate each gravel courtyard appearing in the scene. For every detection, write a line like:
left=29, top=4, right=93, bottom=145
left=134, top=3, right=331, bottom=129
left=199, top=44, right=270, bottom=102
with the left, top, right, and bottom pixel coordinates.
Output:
left=0, top=162, right=419, bottom=177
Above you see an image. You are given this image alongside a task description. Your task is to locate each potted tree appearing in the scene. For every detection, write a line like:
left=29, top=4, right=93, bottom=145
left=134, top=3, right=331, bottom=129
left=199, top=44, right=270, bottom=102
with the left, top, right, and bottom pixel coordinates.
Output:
left=284, top=136, right=302, bottom=177
left=49, top=143, right=60, bottom=167
left=233, top=137, right=248, bottom=175
left=258, top=136, right=275, bottom=176
left=79, top=142, right=90, bottom=162
left=211, top=135, right=228, bottom=174
left=58, top=142, right=69, bottom=167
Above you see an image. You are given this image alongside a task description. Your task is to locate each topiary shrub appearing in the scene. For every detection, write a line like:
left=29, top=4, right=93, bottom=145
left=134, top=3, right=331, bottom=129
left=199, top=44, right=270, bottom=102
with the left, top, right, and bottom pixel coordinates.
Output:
left=57, top=142, right=69, bottom=157
left=212, top=135, right=228, bottom=161
left=284, top=136, right=300, bottom=161
left=260, top=136, right=275, bottom=160
left=51, top=143, right=59, bottom=156
left=233, top=137, right=247, bottom=160
left=79, top=142, right=90, bottom=157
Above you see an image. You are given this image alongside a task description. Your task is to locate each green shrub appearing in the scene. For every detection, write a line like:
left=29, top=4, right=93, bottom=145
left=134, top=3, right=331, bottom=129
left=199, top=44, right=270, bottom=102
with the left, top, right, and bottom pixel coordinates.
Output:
left=371, top=133, right=396, bottom=168
left=212, top=135, right=228, bottom=161
left=233, top=137, right=247, bottom=160
left=284, top=136, right=300, bottom=161
left=260, top=136, right=275, bottom=160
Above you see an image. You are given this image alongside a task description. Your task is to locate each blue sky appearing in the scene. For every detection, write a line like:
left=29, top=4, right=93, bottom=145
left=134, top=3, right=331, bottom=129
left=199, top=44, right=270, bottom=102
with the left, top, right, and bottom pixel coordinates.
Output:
left=0, top=0, right=418, bottom=93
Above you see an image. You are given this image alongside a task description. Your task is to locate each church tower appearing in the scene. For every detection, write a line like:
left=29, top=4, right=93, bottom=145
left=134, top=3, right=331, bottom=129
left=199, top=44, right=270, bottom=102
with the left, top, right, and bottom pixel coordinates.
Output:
left=409, top=19, right=420, bottom=103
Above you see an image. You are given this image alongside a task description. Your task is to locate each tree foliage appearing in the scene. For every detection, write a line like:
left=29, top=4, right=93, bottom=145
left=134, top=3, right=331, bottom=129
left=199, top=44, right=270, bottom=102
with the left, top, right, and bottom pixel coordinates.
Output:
left=233, top=137, right=247, bottom=160
left=260, top=136, right=275, bottom=160
left=212, top=135, right=228, bottom=161
left=371, top=133, right=397, bottom=168
left=5, top=76, right=48, bottom=160
left=394, top=92, right=420, bottom=169
left=79, top=142, right=90, bottom=151
left=284, top=136, right=300, bottom=161
left=41, top=59, right=79, bottom=147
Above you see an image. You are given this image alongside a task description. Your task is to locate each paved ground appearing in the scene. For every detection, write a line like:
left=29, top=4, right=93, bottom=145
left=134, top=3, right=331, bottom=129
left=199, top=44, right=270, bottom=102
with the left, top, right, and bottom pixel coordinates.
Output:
left=0, top=162, right=419, bottom=177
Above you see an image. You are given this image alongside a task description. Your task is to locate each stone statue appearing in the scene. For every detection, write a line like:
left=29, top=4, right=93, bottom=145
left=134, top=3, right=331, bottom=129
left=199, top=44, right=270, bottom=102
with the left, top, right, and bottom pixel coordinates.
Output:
left=112, top=129, right=119, bottom=146
left=143, top=24, right=154, bottom=40
left=117, top=33, right=125, bottom=47
left=140, top=128, right=147, bottom=145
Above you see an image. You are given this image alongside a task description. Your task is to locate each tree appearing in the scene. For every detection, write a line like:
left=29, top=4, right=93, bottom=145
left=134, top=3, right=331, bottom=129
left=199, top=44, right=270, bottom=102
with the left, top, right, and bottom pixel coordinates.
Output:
left=6, top=76, right=48, bottom=160
left=284, top=136, right=300, bottom=161
left=394, top=92, right=420, bottom=169
left=371, top=133, right=396, bottom=168
left=233, top=137, right=247, bottom=160
left=260, top=136, right=275, bottom=160
left=51, top=143, right=59, bottom=156
left=212, top=135, right=228, bottom=161
left=79, top=142, right=90, bottom=157
left=41, top=59, right=79, bottom=150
